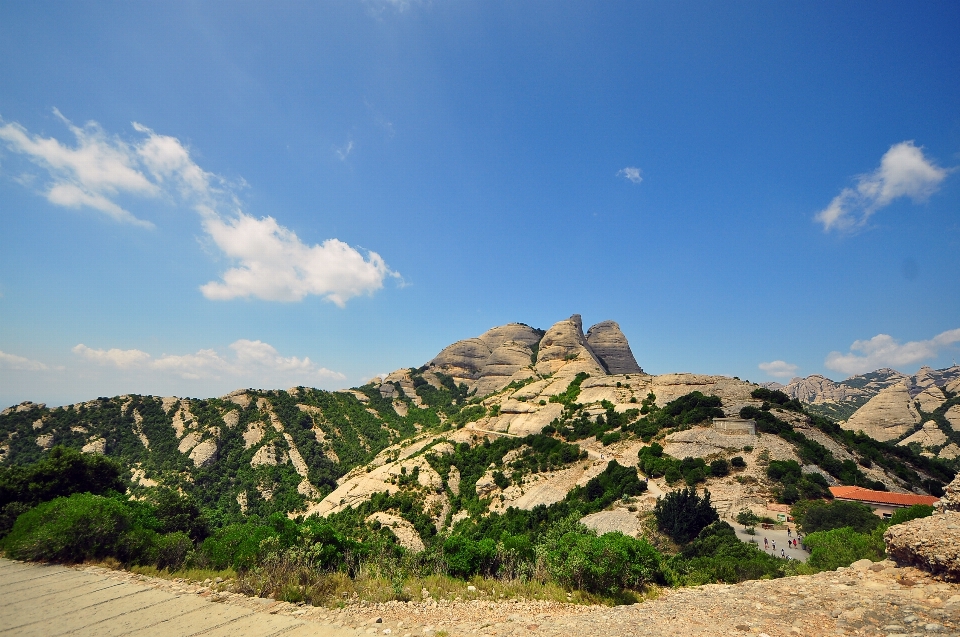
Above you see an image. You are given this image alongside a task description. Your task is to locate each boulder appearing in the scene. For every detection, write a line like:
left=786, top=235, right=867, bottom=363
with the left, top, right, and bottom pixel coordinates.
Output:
left=585, top=321, right=643, bottom=374
left=936, top=472, right=960, bottom=513
left=884, top=511, right=960, bottom=581
left=81, top=437, right=106, bottom=455
left=189, top=439, right=218, bottom=467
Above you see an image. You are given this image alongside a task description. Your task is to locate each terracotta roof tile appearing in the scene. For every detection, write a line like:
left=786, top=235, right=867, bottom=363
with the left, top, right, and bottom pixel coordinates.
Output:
left=829, top=486, right=939, bottom=507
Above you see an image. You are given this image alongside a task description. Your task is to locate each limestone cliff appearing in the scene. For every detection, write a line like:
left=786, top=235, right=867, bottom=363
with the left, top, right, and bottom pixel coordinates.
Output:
left=585, top=320, right=643, bottom=375
left=842, top=382, right=921, bottom=442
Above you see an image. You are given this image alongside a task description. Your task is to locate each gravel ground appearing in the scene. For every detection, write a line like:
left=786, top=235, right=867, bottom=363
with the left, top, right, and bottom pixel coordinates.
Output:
left=69, top=558, right=960, bottom=637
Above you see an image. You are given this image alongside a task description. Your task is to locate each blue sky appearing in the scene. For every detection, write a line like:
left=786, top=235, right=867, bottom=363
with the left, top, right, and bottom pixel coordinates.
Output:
left=2, top=1, right=959, bottom=407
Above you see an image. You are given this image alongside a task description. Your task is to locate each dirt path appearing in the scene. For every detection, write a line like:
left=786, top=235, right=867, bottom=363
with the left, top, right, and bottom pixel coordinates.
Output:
left=2, top=557, right=958, bottom=637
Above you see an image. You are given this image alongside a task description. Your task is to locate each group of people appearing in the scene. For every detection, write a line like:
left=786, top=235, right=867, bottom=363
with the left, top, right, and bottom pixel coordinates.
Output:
left=761, top=527, right=804, bottom=558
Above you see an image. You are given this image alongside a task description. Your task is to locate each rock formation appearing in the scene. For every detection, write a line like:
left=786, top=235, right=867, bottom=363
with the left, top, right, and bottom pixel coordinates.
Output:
left=584, top=320, right=643, bottom=374
left=533, top=314, right=606, bottom=376
left=884, top=472, right=960, bottom=581
left=915, top=385, right=947, bottom=413
left=897, top=421, right=948, bottom=450
left=842, top=382, right=921, bottom=442
left=884, top=511, right=960, bottom=581
left=936, top=472, right=960, bottom=513
left=425, top=323, right=543, bottom=395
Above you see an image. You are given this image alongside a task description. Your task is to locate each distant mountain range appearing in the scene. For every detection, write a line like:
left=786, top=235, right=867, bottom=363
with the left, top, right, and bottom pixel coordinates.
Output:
left=764, top=366, right=960, bottom=463
left=764, top=366, right=960, bottom=422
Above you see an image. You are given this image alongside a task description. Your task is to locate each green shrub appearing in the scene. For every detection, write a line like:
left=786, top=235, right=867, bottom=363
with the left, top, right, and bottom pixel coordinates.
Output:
left=442, top=535, right=496, bottom=578
left=804, top=527, right=885, bottom=570
left=155, top=531, right=193, bottom=571
left=150, top=488, right=209, bottom=541
left=671, top=521, right=787, bottom=584
left=709, top=459, right=729, bottom=477
left=3, top=493, right=132, bottom=563
left=0, top=446, right=127, bottom=536
left=654, top=487, right=719, bottom=544
left=735, top=509, right=760, bottom=527
left=537, top=517, right=663, bottom=594
left=730, top=456, right=746, bottom=468
left=798, top=500, right=882, bottom=534
left=887, top=504, right=935, bottom=526
left=201, top=522, right=283, bottom=571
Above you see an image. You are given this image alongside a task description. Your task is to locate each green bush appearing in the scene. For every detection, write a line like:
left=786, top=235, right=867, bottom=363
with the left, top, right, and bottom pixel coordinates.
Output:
left=200, top=521, right=284, bottom=571
left=538, top=518, right=663, bottom=594
left=709, top=459, right=729, bottom=477
left=155, top=531, right=193, bottom=571
left=442, top=535, right=495, bottom=578
left=654, top=487, right=719, bottom=544
left=3, top=493, right=132, bottom=563
left=671, top=522, right=788, bottom=585
left=150, top=488, right=209, bottom=541
left=735, top=509, right=760, bottom=527
left=804, top=526, right=885, bottom=571
left=0, top=446, right=127, bottom=536
left=887, top=504, right=935, bottom=526
left=798, top=500, right=882, bottom=534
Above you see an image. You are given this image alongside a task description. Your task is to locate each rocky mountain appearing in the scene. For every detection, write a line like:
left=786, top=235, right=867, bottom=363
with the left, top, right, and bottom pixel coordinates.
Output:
left=771, top=366, right=960, bottom=465
left=772, top=366, right=960, bottom=422
left=1, top=314, right=954, bottom=552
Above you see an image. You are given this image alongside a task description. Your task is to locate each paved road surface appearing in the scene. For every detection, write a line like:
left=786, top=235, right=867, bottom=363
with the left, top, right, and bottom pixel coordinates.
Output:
left=0, top=558, right=355, bottom=636
left=728, top=522, right=811, bottom=561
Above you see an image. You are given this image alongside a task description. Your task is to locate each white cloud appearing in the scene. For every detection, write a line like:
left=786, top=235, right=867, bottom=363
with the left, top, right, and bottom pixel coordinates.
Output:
left=335, top=140, right=354, bottom=161
left=199, top=213, right=398, bottom=305
left=0, top=350, right=49, bottom=372
left=1, top=111, right=399, bottom=306
left=815, top=141, right=948, bottom=232
left=824, top=328, right=960, bottom=376
left=72, top=340, right=344, bottom=383
left=617, top=167, right=643, bottom=184
left=0, top=110, right=163, bottom=227
left=758, top=360, right=799, bottom=379
left=73, top=344, right=151, bottom=368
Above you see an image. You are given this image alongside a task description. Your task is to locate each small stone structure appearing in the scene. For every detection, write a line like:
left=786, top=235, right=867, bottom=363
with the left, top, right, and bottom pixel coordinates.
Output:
left=711, top=418, right=756, bottom=436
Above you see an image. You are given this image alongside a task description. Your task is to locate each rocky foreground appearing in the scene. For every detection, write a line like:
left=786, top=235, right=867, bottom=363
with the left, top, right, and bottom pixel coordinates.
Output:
left=67, top=559, right=960, bottom=637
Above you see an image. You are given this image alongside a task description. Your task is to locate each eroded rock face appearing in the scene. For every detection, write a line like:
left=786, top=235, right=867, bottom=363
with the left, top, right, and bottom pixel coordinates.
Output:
left=842, top=382, right=921, bottom=442
left=944, top=405, right=960, bottom=432
left=366, top=512, right=425, bottom=552
left=427, top=324, right=543, bottom=393
left=534, top=315, right=606, bottom=376
left=897, top=421, right=948, bottom=450
left=936, top=472, right=960, bottom=513
left=585, top=321, right=643, bottom=374
left=915, top=385, right=947, bottom=413
left=884, top=511, right=960, bottom=581
left=474, top=340, right=537, bottom=397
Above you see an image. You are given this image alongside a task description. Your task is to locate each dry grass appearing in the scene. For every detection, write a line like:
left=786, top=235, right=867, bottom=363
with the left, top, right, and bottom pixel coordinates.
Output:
left=236, top=563, right=657, bottom=608
left=130, top=564, right=237, bottom=586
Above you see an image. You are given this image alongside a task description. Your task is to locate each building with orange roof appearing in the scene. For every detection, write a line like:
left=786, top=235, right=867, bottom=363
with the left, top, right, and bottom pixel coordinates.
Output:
left=829, top=486, right=939, bottom=519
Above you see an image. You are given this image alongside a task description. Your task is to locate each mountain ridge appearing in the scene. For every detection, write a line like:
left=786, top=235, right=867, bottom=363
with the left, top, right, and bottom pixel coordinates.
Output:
left=1, top=314, right=955, bottom=553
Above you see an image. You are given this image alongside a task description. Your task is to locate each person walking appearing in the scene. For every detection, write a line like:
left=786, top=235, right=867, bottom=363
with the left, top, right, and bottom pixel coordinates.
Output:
left=781, top=548, right=785, bottom=558
left=764, top=537, right=769, bottom=549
